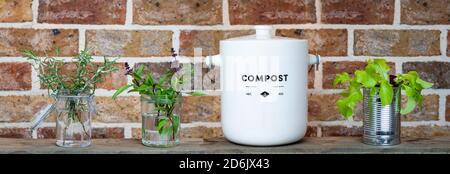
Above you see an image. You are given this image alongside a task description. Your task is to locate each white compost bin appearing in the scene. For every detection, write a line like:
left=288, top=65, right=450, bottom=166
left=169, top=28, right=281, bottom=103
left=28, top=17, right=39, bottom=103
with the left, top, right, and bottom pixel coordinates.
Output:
left=206, top=26, right=320, bottom=146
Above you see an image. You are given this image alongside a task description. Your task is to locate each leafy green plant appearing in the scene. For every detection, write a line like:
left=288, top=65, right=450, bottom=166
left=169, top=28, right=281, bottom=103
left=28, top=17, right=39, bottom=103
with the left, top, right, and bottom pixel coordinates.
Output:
left=112, top=48, right=204, bottom=140
left=24, top=49, right=118, bottom=95
left=333, top=59, right=433, bottom=119
left=24, top=49, right=118, bottom=143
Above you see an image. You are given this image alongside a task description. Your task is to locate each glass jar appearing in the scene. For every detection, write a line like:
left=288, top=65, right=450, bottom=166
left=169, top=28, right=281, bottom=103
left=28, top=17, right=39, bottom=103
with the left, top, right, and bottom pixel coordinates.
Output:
left=141, top=94, right=182, bottom=147
left=53, top=93, right=94, bottom=148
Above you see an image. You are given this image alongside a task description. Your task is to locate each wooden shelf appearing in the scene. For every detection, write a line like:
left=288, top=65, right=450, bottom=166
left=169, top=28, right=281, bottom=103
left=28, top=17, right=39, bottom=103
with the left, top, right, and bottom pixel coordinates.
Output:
left=0, top=136, right=449, bottom=154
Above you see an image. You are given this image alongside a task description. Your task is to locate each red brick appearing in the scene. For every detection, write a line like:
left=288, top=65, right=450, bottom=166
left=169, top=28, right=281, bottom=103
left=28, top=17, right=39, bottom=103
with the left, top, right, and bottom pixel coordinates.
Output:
left=403, top=62, right=450, bottom=89
left=133, top=0, right=222, bottom=25
left=402, top=126, right=450, bottom=138
left=94, top=96, right=140, bottom=123
left=133, top=62, right=188, bottom=89
left=354, top=30, right=440, bottom=56
left=323, top=61, right=365, bottom=89
left=0, top=95, right=52, bottom=122
left=180, top=30, right=254, bottom=56
left=401, top=95, right=439, bottom=121
left=323, top=61, right=396, bottom=89
left=0, top=62, right=31, bottom=90
left=401, top=0, right=449, bottom=25
left=0, top=28, right=78, bottom=56
left=228, top=0, right=316, bottom=25
left=180, top=126, right=223, bottom=139
left=308, top=68, right=314, bottom=89
left=305, top=126, right=318, bottom=137
left=92, top=127, right=124, bottom=139
left=276, top=29, right=347, bottom=56
left=321, top=126, right=363, bottom=137
left=96, top=63, right=128, bottom=90
left=40, top=62, right=127, bottom=90
left=447, top=31, right=449, bottom=57
left=38, top=127, right=125, bottom=139
left=134, top=62, right=171, bottom=80
left=38, top=0, right=126, bottom=24
left=446, top=96, right=450, bottom=122
left=182, top=96, right=220, bottom=123
left=0, top=128, right=31, bottom=138
left=86, top=30, right=173, bottom=57
left=200, top=63, right=221, bottom=90
left=37, top=127, right=55, bottom=139
left=0, top=0, right=32, bottom=22
left=321, top=0, right=394, bottom=24
left=309, top=94, right=362, bottom=121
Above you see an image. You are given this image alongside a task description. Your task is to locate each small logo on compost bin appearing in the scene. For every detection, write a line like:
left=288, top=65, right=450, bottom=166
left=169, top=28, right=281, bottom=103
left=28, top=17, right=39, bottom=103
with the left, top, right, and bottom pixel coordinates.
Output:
left=260, top=91, right=269, bottom=97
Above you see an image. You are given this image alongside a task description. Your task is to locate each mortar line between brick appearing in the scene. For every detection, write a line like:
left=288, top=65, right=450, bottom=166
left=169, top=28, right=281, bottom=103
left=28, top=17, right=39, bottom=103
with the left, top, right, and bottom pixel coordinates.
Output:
left=32, top=129, right=37, bottom=139
left=316, top=127, right=322, bottom=137
left=31, top=0, right=39, bottom=24
left=315, top=0, right=322, bottom=24
left=441, top=29, right=448, bottom=57
left=0, top=88, right=222, bottom=97
left=0, top=122, right=224, bottom=129
left=313, top=59, right=323, bottom=90
left=172, top=30, right=180, bottom=53
left=395, top=61, right=403, bottom=75
left=125, top=0, right=133, bottom=26
left=78, top=29, right=86, bottom=51
left=2, top=56, right=449, bottom=63
left=1, top=121, right=447, bottom=131
left=0, top=23, right=449, bottom=30
left=320, top=56, right=449, bottom=62
left=308, top=121, right=450, bottom=127
left=30, top=65, right=40, bottom=91
left=124, top=125, right=132, bottom=138
left=393, top=0, right=401, bottom=25
left=222, top=0, right=230, bottom=26
left=0, top=88, right=447, bottom=97
left=347, top=29, right=354, bottom=56
left=439, top=94, right=447, bottom=123
left=181, top=122, right=222, bottom=128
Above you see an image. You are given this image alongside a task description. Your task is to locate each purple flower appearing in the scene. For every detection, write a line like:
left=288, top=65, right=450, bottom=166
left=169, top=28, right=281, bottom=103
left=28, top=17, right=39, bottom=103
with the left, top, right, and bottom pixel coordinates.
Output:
left=171, top=48, right=178, bottom=58
left=125, top=62, right=133, bottom=75
left=171, top=59, right=180, bottom=72
left=170, top=48, right=180, bottom=72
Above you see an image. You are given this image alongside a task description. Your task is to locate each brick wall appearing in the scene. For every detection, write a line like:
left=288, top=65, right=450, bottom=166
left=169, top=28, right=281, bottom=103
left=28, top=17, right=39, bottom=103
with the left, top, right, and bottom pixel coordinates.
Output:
left=0, top=0, right=449, bottom=139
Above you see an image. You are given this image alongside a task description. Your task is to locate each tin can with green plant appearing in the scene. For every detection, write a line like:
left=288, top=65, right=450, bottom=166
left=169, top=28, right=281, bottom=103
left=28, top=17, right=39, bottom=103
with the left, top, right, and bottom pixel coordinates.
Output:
left=333, top=59, right=433, bottom=145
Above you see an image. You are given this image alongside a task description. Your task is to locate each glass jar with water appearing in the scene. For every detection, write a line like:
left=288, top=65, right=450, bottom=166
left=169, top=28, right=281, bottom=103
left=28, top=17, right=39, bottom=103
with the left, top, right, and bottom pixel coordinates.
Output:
left=141, top=94, right=182, bottom=147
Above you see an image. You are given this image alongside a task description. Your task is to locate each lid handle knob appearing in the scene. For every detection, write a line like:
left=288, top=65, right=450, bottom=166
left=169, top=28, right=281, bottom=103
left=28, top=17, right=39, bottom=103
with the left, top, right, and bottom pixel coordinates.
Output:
left=255, top=25, right=272, bottom=39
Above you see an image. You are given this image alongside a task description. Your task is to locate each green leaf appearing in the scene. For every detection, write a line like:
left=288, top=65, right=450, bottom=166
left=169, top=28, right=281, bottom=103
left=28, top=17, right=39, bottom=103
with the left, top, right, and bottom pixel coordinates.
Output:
left=401, top=96, right=416, bottom=115
left=336, top=89, right=362, bottom=119
left=135, top=64, right=145, bottom=76
left=156, top=118, right=168, bottom=134
left=144, top=73, right=154, bottom=86
left=134, top=84, right=150, bottom=92
left=171, top=114, right=180, bottom=134
left=416, top=78, right=433, bottom=89
left=131, top=72, right=143, bottom=82
left=355, top=70, right=376, bottom=88
left=333, top=72, right=350, bottom=87
left=366, top=59, right=390, bottom=81
left=158, top=70, right=173, bottom=86
left=379, top=81, right=393, bottom=105
left=373, top=59, right=390, bottom=72
left=337, top=99, right=353, bottom=119
left=112, top=84, right=132, bottom=99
